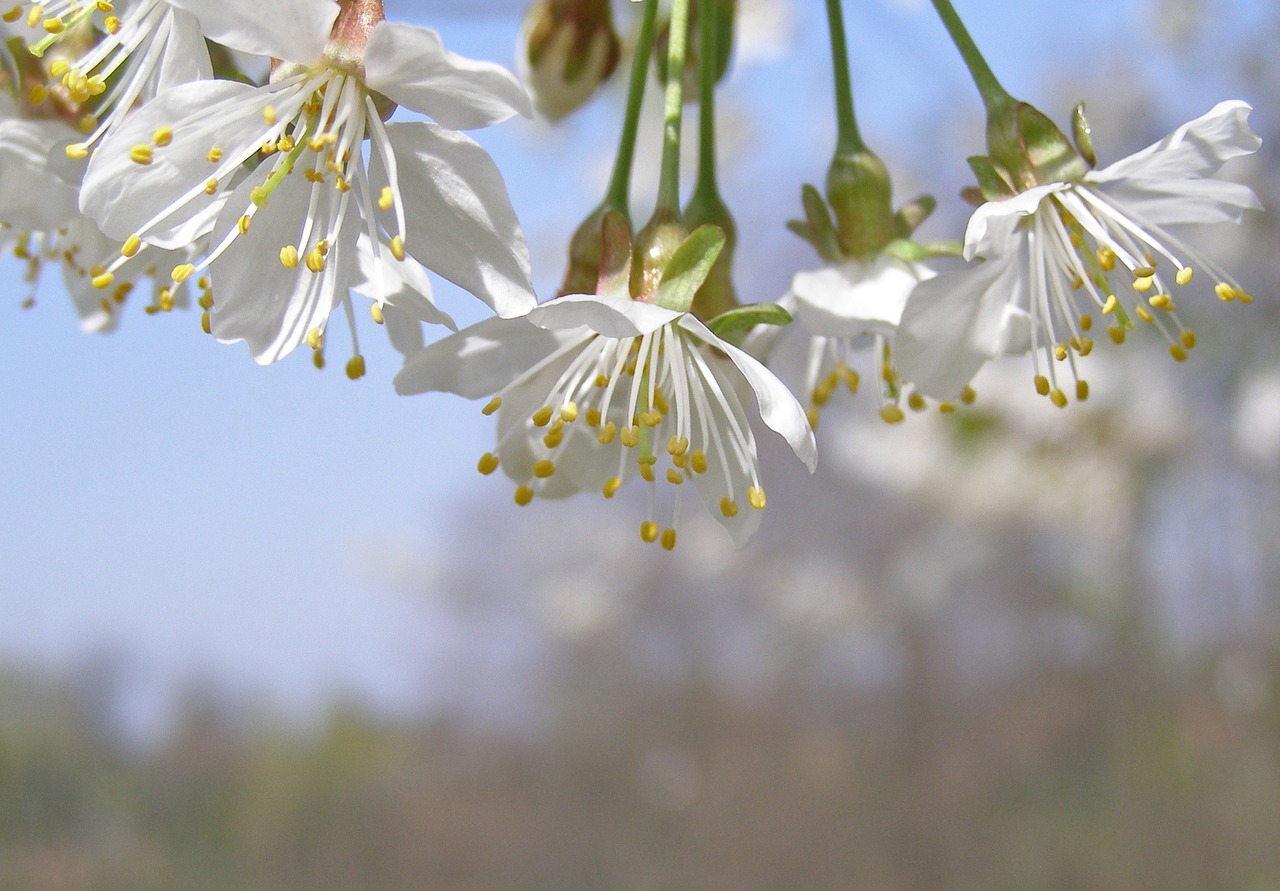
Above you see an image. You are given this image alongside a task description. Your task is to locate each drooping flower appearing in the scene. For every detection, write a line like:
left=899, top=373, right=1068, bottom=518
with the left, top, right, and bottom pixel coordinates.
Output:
left=78, top=0, right=535, bottom=369
left=394, top=215, right=815, bottom=549
left=896, top=100, right=1263, bottom=405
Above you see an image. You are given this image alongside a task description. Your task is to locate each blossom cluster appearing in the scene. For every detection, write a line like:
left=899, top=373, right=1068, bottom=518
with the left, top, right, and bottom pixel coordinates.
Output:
left=0, top=0, right=1263, bottom=551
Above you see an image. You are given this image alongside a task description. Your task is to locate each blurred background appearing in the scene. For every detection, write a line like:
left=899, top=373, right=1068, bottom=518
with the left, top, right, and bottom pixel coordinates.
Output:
left=2, top=0, right=1279, bottom=887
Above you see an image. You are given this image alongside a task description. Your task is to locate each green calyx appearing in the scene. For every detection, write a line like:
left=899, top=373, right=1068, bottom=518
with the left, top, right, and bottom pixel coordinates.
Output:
left=975, top=99, right=1094, bottom=198
left=598, top=211, right=725, bottom=314
left=706, top=302, right=792, bottom=340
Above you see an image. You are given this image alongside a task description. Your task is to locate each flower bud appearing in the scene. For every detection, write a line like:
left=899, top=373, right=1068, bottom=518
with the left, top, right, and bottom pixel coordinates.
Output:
left=559, top=202, right=616, bottom=297
left=519, top=0, right=621, bottom=121
left=630, top=206, right=689, bottom=301
left=825, top=148, right=895, bottom=261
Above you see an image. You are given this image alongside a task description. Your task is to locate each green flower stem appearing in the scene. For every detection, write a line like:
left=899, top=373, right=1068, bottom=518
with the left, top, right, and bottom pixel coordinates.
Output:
left=655, top=0, right=691, bottom=215
left=603, top=0, right=660, bottom=213
left=691, top=0, right=720, bottom=201
left=824, top=0, right=865, bottom=156
left=928, top=0, right=1013, bottom=113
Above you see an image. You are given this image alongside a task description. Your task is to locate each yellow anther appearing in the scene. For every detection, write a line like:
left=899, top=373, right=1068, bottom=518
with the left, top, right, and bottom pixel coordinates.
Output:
left=653, top=388, right=669, bottom=414
left=198, top=293, right=214, bottom=311
left=279, top=245, right=299, bottom=269
left=1175, top=267, right=1194, bottom=286
left=305, top=327, right=323, bottom=350
left=938, top=402, right=956, bottom=414
left=276, top=135, right=295, bottom=153
left=1076, top=380, right=1089, bottom=402
left=660, top=528, right=677, bottom=551
left=597, top=421, right=617, bottom=444
left=129, top=144, right=153, bottom=165
left=879, top=405, right=905, bottom=424
left=585, top=407, right=601, bottom=427
left=531, top=406, right=554, bottom=427
left=370, top=303, right=384, bottom=325
left=1069, top=276, right=1084, bottom=290
left=960, top=385, right=976, bottom=405
left=157, top=287, right=173, bottom=311
left=116, top=234, right=142, bottom=259
left=1148, top=293, right=1173, bottom=309
left=25, top=5, right=39, bottom=28
left=378, top=186, right=393, bottom=210
left=514, top=485, right=534, bottom=507
left=748, top=486, right=767, bottom=510
left=533, top=459, right=555, bottom=479
left=91, top=271, right=114, bottom=289
left=1136, top=305, right=1154, bottom=323
left=171, top=263, right=195, bottom=283
left=843, top=368, right=861, bottom=393
left=690, top=450, right=707, bottom=474
left=390, top=235, right=405, bottom=261
left=602, top=476, right=622, bottom=498
left=64, top=140, right=90, bottom=159
left=28, top=84, right=49, bottom=105
left=1102, top=294, right=1118, bottom=315
left=262, top=105, right=277, bottom=125
left=42, top=16, right=64, bottom=33
left=1, top=7, right=20, bottom=23
left=345, top=355, right=366, bottom=380
left=640, top=410, right=662, bottom=427
left=482, top=396, right=502, bottom=415
left=665, top=468, right=683, bottom=486
left=98, top=1, right=115, bottom=11
left=671, top=452, right=688, bottom=470
left=152, top=126, right=173, bottom=147
left=201, top=311, right=211, bottom=334
left=305, top=248, right=325, bottom=273
left=1096, top=247, right=1116, bottom=271
left=206, top=147, right=223, bottom=163
left=594, top=373, right=610, bottom=388
left=559, top=402, right=578, bottom=423
left=667, top=435, right=689, bottom=456
left=1034, top=375, right=1051, bottom=396
left=1215, top=282, right=1235, bottom=302
left=1080, top=313, right=1093, bottom=331
left=1133, top=265, right=1156, bottom=279
left=639, top=463, right=654, bottom=483
left=103, top=13, right=119, bottom=32
left=640, top=521, right=659, bottom=543
left=1180, top=329, right=1196, bottom=350
left=1109, top=326, right=1126, bottom=345
left=1169, top=343, right=1188, bottom=362
left=1050, top=388, right=1068, bottom=408
left=811, top=384, right=832, bottom=407
left=238, top=214, right=251, bottom=234
left=1054, top=344, right=1068, bottom=362
left=806, top=407, right=820, bottom=430
left=719, top=497, right=739, bottom=518
left=908, top=391, right=926, bottom=412
left=1077, top=337, right=1094, bottom=357
left=620, top=425, right=639, bottom=447
left=543, top=427, right=563, bottom=449
left=204, top=178, right=218, bottom=195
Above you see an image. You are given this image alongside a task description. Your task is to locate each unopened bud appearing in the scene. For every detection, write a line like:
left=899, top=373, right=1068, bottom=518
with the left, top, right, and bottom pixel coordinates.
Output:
left=519, top=0, right=621, bottom=121
left=630, top=206, right=688, bottom=301
left=826, top=148, right=895, bottom=261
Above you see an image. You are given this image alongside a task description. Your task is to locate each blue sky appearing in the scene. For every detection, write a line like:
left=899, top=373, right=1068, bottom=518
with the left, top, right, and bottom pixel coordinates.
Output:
left=0, top=0, right=1262, bottom=737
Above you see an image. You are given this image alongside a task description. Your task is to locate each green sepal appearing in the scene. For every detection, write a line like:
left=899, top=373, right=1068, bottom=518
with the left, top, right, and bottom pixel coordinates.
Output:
left=705, top=302, right=793, bottom=340
left=893, top=194, right=936, bottom=238
left=653, top=224, right=726, bottom=313
left=986, top=100, right=1089, bottom=189
left=967, top=154, right=1017, bottom=202
left=596, top=210, right=634, bottom=299
left=785, top=219, right=813, bottom=247
left=1072, top=101, right=1096, bottom=168
left=882, top=238, right=927, bottom=263
left=920, top=240, right=965, bottom=258
left=800, top=184, right=841, bottom=263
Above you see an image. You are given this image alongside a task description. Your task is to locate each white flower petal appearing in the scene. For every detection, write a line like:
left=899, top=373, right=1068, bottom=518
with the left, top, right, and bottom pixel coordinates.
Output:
left=373, top=122, right=535, bottom=319
left=679, top=315, right=817, bottom=472
left=0, top=118, right=79, bottom=230
left=1091, top=100, right=1261, bottom=184
left=689, top=359, right=764, bottom=548
left=79, top=79, right=263, bottom=241
left=964, top=183, right=1066, bottom=259
left=207, top=162, right=356, bottom=364
left=154, top=7, right=214, bottom=91
left=790, top=256, right=925, bottom=337
left=894, top=253, right=1024, bottom=399
left=351, top=234, right=456, bottom=341
left=393, top=317, right=572, bottom=399
left=1090, top=175, right=1262, bottom=227
left=168, top=0, right=337, bottom=62
left=526, top=292, right=682, bottom=338
left=364, top=22, right=532, bottom=129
